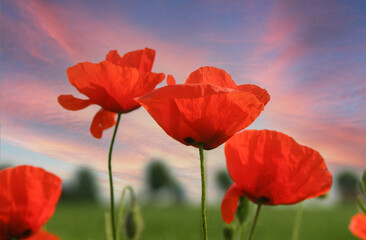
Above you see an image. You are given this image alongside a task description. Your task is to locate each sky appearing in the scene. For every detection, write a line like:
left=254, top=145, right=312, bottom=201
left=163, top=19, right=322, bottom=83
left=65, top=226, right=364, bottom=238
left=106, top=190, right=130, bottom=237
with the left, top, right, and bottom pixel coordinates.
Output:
left=1, top=0, right=366, bottom=202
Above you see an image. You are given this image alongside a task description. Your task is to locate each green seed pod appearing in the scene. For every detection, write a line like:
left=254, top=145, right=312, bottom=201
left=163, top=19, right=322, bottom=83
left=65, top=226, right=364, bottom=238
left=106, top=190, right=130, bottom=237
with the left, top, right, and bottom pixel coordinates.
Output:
left=236, top=196, right=249, bottom=224
left=222, top=223, right=236, bottom=240
left=123, top=206, right=143, bottom=240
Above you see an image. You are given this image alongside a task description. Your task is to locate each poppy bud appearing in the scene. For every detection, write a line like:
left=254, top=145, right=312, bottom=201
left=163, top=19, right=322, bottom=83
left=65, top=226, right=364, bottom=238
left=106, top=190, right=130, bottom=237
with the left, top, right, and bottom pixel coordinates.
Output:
left=236, top=196, right=249, bottom=224
left=222, top=223, right=236, bottom=240
left=123, top=205, right=143, bottom=240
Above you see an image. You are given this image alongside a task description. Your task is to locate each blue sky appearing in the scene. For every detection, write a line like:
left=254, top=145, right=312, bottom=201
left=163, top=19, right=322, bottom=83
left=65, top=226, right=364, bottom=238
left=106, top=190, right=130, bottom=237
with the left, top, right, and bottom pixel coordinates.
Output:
left=1, top=0, right=365, bottom=200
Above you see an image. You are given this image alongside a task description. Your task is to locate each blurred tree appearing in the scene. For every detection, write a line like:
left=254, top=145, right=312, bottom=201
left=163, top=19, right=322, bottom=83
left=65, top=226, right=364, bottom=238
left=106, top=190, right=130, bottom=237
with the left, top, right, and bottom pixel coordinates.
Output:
left=144, top=159, right=185, bottom=204
left=215, top=169, right=233, bottom=193
left=336, top=171, right=359, bottom=203
left=74, top=167, right=99, bottom=201
left=171, top=180, right=186, bottom=204
left=0, top=163, right=12, bottom=170
left=146, top=160, right=173, bottom=193
left=60, top=167, right=99, bottom=203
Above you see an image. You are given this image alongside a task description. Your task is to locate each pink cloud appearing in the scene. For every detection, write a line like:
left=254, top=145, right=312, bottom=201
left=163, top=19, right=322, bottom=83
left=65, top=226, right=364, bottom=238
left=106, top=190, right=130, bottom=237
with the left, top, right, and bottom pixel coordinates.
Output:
left=7, top=0, right=208, bottom=82
left=0, top=74, right=94, bottom=130
left=239, top=0, right=366, bottom=168
left=15, top=0, right=82, bottom=60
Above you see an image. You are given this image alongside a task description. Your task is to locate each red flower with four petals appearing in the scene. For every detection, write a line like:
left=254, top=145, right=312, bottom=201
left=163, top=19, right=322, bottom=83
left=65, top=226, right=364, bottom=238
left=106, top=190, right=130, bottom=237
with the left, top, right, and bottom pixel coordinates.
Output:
left=221, top=130, right=332, bottom=223
left=58, top=48, right=165, bottom=138
left=136, top=67, right=270, bottom=150
left=0, top=165, right=62, bottom=240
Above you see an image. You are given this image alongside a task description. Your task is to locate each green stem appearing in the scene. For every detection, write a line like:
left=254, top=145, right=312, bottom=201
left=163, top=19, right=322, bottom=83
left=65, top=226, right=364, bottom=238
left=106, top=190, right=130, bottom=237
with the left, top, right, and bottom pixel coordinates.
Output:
left=358, top=197, right=366, bottom=214
left=247, top=202, right=262, bottom=240
left=291, top=202, right=304, bottom=240
left=105, top=212, right=113, bottom=240
left=238, top=222, right=245, bottom=240
left=117, top=186, right=136, bottom=240
left=199, top=144, right=208, bottom=240
left=108, top=113, right=122, bottom=240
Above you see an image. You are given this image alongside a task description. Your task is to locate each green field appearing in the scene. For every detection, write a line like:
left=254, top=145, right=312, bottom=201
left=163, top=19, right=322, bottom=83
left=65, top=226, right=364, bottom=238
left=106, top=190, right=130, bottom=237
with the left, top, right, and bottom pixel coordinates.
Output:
left=46, top=203, right=359, bottom=240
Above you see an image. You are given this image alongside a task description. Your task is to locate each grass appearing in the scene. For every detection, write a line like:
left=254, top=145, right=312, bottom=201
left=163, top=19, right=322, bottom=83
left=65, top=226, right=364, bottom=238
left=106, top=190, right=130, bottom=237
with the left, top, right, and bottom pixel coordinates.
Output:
left=46, top=202, right=359, bottom=240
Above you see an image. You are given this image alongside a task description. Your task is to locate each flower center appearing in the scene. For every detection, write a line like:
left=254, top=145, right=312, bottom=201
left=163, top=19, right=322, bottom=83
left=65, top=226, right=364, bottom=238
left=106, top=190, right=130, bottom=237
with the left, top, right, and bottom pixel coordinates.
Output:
left=259, top=196, right=270, bottom=203
left=184, top=137, right=196, bottom=144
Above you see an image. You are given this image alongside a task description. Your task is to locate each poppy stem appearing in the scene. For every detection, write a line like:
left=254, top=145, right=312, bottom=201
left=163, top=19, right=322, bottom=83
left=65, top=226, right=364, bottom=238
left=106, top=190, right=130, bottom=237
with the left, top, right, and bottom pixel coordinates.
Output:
left=199, top=144, right=208, bottom=240
left=247, top=202, right=262, bottom=240
left=239, top=222, right=245, bottom=240
left=358, top=197, right=366, bottom=214
left=291, top=202, right=304, bottom=240
left=108, top=113, right=122, bottom=240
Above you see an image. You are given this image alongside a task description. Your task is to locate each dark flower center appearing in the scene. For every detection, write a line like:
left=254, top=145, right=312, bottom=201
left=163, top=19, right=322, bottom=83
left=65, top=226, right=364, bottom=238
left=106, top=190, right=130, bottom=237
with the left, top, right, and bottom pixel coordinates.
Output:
left=22, top=229, right=32, bottom=238
left=184, top=137, right=196, bottom=144
left=12, top=229, right=32, bottom=239
left=259, top=196, right=270, bottom=203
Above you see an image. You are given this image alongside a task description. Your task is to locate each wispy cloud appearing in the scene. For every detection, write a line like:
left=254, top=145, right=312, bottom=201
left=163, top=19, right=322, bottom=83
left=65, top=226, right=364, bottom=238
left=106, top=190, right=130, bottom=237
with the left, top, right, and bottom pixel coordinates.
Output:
left=238, top=0, right=366, bottom=167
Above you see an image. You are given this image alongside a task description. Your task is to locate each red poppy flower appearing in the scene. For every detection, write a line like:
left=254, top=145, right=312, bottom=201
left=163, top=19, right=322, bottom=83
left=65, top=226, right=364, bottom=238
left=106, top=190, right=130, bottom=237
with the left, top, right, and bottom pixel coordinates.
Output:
left=136, top=67, right=269, bottom=150
left=58, top=48, right=165, bottom=138
left=350, top=213, right=366, bottom=239
left=221, top=130, right=332, bottom=223
left=0, top=165, right=62, bottom=240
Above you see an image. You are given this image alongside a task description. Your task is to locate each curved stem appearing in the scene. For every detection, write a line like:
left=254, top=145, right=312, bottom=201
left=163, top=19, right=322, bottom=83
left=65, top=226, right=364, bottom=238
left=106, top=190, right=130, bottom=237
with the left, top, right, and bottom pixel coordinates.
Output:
left=247, top=202, right=262, bottom=240
left=199, top=144, right=208, bottom=240
left=108, top=113, right=122, bottom=240
left=291, top=202, right=304, bottom=240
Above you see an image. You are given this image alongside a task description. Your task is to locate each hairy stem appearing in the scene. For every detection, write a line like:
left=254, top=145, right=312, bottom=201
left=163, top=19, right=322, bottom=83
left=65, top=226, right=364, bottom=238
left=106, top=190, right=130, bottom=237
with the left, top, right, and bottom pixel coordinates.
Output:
left=247, top=202, right=262, bottom=240
left=108, top=113, right=122, bottom=240
left=291, top=202, right=304, bottom=240
left=199, top=144, right=208, bottom=240
left=239, top=222, right=246, bottom=240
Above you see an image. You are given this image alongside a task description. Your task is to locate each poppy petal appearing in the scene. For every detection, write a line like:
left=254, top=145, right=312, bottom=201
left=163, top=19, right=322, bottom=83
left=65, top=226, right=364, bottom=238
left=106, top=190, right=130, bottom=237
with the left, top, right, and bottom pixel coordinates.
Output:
left=221, top=183, right=243, bottom=224
left=0, top=166, right=61, bottom=239
left=350, top=213, right=366, bottom=240
left=58, top=95, right=93, bottom=111
left=90, top=109, right=116, bottom=139
left=106, top=48, right=156, bottom=72
left=225, top=130, right=332, bottom=205
left=136, top=84, right=264, bottom=149
left=67, top=61, right=165, bottom=113
left=105, top=50, right=123, bottom=66
left=238, top=84, right=270, bottom=106
left=167, top=74, right=176, bottom=85
left=27, top=230, right=60, bottom=240
left=126, top=71, right=166, bottom=111
left=185, top=66, right=238, bottom=89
